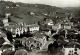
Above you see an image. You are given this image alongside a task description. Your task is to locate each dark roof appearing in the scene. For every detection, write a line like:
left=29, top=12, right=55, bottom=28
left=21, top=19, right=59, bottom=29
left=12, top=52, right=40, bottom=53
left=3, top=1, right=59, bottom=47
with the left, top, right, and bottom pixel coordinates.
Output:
left=1, top=44, right=13, bottom=50
left=26, top=37, right=35, bottom=43
left=34, top=32, right=45, bottom=39
left=1, top=50, right=15, bottom=55
left=28, top=24, right=39, bottom=28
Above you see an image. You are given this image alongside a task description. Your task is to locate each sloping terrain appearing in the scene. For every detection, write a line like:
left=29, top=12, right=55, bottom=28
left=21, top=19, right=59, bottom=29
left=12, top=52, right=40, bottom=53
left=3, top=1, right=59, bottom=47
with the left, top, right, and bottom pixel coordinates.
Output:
left=0, top=1, right=71, bottom=24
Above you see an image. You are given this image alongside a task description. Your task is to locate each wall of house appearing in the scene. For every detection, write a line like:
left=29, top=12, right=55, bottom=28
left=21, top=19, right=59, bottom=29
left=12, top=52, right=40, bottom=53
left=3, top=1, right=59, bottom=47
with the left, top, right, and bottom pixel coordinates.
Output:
left=3, top=19, right=9, bottom=26
left=29, top=27, right=39, bottom=32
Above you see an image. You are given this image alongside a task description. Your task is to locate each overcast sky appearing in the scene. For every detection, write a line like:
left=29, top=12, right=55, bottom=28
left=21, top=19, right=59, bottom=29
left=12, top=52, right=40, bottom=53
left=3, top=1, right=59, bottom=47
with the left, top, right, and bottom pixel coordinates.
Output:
left=5, top=0, right=80, bottom=7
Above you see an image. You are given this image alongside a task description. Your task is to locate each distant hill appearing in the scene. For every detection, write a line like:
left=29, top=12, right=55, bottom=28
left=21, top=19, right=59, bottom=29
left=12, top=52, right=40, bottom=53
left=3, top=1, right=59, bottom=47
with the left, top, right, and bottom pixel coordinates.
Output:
left=0, top=1, right=71, bottom=24
left=64, top=7, right=80, bottom=17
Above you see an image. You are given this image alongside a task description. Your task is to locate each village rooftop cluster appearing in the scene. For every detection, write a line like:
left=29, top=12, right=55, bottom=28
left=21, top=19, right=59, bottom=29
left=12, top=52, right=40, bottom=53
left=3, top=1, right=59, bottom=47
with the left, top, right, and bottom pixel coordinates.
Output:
left=0, top=1, right=80, bottom=55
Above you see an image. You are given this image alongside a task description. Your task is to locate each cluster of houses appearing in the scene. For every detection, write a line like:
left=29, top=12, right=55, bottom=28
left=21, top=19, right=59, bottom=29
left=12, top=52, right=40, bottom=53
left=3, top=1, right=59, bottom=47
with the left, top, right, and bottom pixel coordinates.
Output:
left=1, top=12, right=79, bottom=53
left=1, top=13, right=75, bottom=39
left=0, top=1, right=80, bottom=54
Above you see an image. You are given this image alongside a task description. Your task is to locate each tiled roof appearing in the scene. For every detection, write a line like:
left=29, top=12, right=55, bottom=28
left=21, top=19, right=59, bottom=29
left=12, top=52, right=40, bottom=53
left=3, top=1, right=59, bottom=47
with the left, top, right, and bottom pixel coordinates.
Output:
left=33, top=32, right=45, bottom=39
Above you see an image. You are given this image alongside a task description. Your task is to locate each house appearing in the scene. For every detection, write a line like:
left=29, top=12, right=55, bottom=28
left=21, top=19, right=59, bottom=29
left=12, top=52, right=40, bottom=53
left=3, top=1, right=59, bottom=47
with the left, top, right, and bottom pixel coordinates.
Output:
left=61, top=22, right=73, bottom=30
left=21, top=37, right=42, bottom=50
left=30, top=12, right=35, bottom=15
left=44, top=18, right=54, bottom=26
left=5, top=13, right=11, bottom=18
left=33, top=32, right=47, bottom=49
left=64, top=48, right=80, bottom=55
left=6, top=6, right=9, bottom=9
left=4, top=23, right=9, bottom=27
left=44, top=30, right=51, bottom=36
left=28, top=24, right=39, bottom=32
left=52, top=20, right=73, bottom=30
left=2, top=18, right=9, bottom=27
left=16, top=4, right=20, bottom=7
left=52, top=24, right=62, bottom=31
left=2, top=13, right=11, bottom=26
left=4, top=22, right=18, bottom=34
left=47, top=20, right=54, bottom=26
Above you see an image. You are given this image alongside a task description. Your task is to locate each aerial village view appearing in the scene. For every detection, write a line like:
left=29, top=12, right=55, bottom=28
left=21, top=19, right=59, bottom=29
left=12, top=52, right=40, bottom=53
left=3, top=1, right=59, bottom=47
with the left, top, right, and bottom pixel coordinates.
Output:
left=0, top=0, right=80, bottom=55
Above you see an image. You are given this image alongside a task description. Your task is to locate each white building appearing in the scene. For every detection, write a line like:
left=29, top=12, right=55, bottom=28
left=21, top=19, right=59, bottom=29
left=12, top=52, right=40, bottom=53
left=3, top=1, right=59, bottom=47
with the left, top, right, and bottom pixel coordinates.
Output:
left=62, top=22, right=73, bottom=30
left=47, top=20, right=54, bottom=26
left=44, top=30, right=51, bottom=36
left=2, top=18, right=9, bottom=27
left=15, top=27, right=28, bottom=36
left=5, top=13, right=11, bottom=18
left=64, top=48, right=80, bottom=55
left=30, top=12, right=35, bottom=15
left=2, top=13, right=11, bottom=26
left=33, top=32, right=47, bottom=50
left=52, top=24, right=62, bottom=31
left=45, top=19, right=54, bottom=26
left=28, top=24, right=39, bottom=32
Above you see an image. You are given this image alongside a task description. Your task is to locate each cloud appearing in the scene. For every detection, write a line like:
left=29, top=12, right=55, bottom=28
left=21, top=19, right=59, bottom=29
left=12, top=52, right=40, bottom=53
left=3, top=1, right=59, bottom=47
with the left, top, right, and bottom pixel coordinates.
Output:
left=5, top=0, right=80, bottom=7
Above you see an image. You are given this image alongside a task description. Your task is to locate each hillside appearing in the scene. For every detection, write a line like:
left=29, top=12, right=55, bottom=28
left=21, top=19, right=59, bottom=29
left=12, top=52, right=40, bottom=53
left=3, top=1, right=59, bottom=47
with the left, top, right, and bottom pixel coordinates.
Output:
left=64, top=7, right=80, bottom=17
left=0, top=1, right=71, bottom=24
